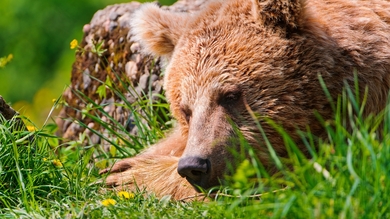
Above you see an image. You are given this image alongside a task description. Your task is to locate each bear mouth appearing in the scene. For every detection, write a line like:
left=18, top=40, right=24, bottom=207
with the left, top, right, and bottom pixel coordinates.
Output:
left=185, top=176, right=210, bottom=192
left=184, top=174, right=223, bottom=193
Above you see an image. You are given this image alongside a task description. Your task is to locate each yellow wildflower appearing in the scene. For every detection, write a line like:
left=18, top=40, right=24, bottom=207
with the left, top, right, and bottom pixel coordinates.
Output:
left=0, top=54, right=13, bottom=68
left=101, top=198, right=116, bottom=206
left=70, top=39, right=78, bottom=49
left=52, top=159, right=63, bottom=167
left=117, top=191, right=135, bottom=199
left=42, top=158, right=47, bottom=162
left=26, top=125, right=37, bottom=132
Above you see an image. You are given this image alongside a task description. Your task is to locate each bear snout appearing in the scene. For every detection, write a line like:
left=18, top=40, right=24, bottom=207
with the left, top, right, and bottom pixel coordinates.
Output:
left=177, top=156, right=210, bottom=190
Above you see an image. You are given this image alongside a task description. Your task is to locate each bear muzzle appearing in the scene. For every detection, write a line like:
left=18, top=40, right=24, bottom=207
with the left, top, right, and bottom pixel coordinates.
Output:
left=177, top=156, right=211, bottom=191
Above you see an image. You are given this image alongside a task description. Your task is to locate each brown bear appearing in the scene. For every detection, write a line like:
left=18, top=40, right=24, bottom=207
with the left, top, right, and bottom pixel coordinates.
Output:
left=100, top=0, right=390, bottom=200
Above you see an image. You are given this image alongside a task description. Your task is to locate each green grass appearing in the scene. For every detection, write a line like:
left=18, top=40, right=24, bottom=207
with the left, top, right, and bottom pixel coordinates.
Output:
left=1, top=78, right=389, bottom=218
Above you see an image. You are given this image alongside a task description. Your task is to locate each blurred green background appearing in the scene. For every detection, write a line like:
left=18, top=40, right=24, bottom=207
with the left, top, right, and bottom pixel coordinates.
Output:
left=0, top=0, right=176, bottom=127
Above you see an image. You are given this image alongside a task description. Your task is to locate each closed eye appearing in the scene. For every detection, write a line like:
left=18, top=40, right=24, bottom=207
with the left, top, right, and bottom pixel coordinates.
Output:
left=218, top=89, right=242, bottom=106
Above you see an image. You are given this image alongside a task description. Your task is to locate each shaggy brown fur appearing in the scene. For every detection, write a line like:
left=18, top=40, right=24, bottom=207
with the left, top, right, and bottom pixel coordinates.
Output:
left=100, top=0, right=390, bottom=200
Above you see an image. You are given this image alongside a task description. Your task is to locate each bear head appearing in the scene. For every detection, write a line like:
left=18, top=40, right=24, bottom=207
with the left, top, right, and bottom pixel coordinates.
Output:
left=130, top=0, right=349, bottom=190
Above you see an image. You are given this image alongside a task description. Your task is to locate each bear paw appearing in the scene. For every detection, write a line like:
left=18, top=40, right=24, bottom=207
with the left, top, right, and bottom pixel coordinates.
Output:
left=99, top=155, right=199, bottom=200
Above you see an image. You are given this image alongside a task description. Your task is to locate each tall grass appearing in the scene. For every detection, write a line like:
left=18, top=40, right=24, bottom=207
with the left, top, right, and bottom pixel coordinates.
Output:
left=0, top=114, right=102, bottom=217
left=68, top=70, right=172, bottom=167
left=218, top=80, right=390, bottom=218
left=1, top=74, right=389, bottom=218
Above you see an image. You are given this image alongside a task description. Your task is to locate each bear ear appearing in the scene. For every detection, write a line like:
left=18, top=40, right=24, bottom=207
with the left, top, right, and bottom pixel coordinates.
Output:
left=251, top=0, right=305, bottom=32
left=130, top=3, right=188, bottom=57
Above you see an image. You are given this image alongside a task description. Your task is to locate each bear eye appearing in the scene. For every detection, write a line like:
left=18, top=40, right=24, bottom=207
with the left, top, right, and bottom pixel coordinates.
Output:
left=220, top=89, right=242, bottom=106
left=180, top=106, right=192, bottom=123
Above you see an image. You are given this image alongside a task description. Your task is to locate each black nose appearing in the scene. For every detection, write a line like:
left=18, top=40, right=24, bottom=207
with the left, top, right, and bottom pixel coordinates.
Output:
left=177, top=157, right=210, bottom=187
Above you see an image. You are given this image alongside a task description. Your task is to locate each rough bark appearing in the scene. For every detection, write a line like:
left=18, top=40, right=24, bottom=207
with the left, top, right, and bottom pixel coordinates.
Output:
left=0, top=95, right=26, bottom=131
left=0, top=96, right=18, bottom=120
left=56, top=0, right=207, bottom=148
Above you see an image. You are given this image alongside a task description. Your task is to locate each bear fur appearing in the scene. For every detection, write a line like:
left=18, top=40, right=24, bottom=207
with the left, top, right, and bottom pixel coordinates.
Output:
left=100, top=0, right=390, bottom=200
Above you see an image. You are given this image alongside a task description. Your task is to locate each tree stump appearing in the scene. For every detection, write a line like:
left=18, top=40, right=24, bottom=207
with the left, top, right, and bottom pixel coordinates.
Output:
left=56, top=0, right=207, bottom=148
left=0, top=96, right=26, bottom=131
left=0, top=96, right=18, bottom=120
